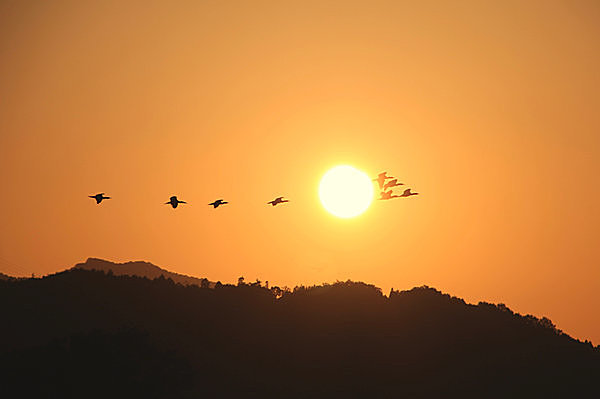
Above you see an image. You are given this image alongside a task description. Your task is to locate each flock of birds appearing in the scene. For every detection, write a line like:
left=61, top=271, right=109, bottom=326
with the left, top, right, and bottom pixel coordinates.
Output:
left=373, top=172, right=419, bottom=200
left=88, top=171, right=417, bottom=208
left=88, top=193, right=290, bottom=208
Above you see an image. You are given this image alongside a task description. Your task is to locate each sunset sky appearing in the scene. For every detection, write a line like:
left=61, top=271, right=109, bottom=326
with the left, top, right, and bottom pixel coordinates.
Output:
left=1, top=1, right=599, bottom=343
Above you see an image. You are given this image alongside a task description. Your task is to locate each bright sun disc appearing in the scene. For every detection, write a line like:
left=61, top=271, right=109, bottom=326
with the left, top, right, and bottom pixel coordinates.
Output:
left=319, top=165, right=374, bottom=218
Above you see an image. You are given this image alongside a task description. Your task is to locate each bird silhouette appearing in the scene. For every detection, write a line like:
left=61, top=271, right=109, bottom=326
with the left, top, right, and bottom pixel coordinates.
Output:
left=267, top=197, right=289, bottom=206
left=399, top=188, right=419, bottom=197
left=89, top=193, right=111, bottom=204
left=373, top=172, right=394, bottom=190
left=165, top=196, right=187, bottom=208
left=209, top=199, right=228, bottom=208
left=379, top=190, right=401, bottom=200
left=383, top=178, right=404, bottom=190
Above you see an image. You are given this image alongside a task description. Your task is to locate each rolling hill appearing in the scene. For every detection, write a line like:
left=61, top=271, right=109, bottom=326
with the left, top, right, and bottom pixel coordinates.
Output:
left=73, top=257, right=214, bottom=288
left=0, top=266, right=598, bottom=398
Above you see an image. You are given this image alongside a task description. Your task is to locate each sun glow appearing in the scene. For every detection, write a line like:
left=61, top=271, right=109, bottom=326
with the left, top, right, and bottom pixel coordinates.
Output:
left=319, top=165, right=374, bottom=218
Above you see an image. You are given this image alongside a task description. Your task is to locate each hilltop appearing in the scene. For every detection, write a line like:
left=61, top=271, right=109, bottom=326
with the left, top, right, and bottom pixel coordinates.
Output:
left=73, top=257, right=214, bottom=288
left=0, top=266, right=598, bottom=398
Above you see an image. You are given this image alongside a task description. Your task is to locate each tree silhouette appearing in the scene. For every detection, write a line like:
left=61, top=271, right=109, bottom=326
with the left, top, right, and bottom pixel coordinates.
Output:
left=0, top=270, right=598, bottom=398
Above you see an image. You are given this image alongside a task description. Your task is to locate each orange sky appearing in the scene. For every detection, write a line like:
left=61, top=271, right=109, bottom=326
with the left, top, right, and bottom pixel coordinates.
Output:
left=1, top=0, right=599, bottom=343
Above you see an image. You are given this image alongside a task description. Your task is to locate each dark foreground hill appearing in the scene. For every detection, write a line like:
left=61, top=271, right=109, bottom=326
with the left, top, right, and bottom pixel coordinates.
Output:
left=1, top=268, right=598, bottom=398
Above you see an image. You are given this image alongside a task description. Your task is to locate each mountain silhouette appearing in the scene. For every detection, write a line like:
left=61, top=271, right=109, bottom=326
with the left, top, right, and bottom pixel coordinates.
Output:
left=73, top=257, right=214, bottom=288
left=0, top=265, right=598, bottom=398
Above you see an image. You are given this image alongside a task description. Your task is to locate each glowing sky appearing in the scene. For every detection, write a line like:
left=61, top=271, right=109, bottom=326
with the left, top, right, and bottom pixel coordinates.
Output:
left=1, top=1, right=599, bottom=343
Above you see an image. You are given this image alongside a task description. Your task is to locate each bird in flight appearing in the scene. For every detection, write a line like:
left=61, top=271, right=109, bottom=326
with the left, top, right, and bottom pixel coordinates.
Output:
left=267, top=196, right=289, bottom=206
left=383, top=178, right=404, bottom=190
left=379, top=190, right=401, bottom=200
left=209, top=199, right=228, bottom=208
left=373, top=172, right=394, bottom=190
left=89, top=193, right=111, bottom=204
left=165, top=196, right=187, bottom=208
left=399, top=188, right=419, bottom=197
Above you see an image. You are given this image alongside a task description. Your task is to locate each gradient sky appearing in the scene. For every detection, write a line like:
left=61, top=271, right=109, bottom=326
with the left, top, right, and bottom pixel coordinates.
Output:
left=1, top=1, right=599, bottom=343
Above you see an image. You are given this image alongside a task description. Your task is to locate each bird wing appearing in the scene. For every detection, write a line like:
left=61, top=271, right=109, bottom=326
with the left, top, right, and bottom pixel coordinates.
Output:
left=403, top=189, right=411, bottom=195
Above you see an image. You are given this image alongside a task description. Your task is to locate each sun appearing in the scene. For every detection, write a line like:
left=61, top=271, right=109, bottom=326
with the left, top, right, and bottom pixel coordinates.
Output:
left=319, top=165, right=374, bottom=218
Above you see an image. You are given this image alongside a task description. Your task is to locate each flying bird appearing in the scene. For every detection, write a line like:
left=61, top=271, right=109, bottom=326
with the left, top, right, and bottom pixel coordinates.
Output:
left=267, top=197, right=289, bottom=206
left=379, top=190, right=400, bottom=200
left=209, top=199, right=228, bottom=208
left=399, top=188, right=419, bottom=197
left=165, top=196, right=187, bottom=208
left=383, top=178, right=404, bottom=190
left=373, top=172, right=394, bottom=190
left=89, top=193, right=111, bottom=204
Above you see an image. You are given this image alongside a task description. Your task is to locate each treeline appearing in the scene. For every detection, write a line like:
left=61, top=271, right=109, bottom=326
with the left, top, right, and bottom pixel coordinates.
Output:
left=0, top=269, right=598, bottom=398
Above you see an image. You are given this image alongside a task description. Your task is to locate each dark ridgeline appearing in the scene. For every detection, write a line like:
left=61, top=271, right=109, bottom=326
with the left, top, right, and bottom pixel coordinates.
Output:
left=0, top=268, right=598, bottom=398
left=73, top=257, right=214, bottom=288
